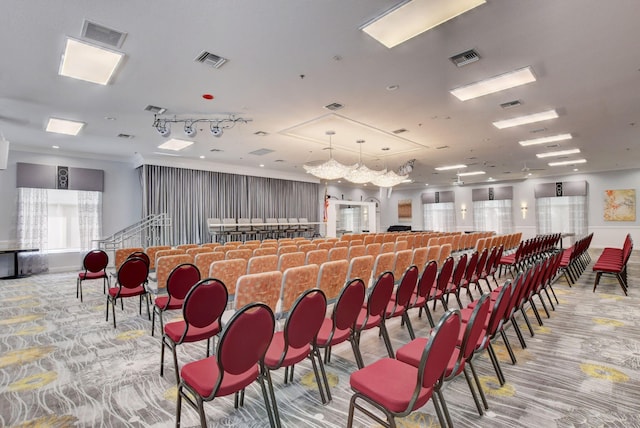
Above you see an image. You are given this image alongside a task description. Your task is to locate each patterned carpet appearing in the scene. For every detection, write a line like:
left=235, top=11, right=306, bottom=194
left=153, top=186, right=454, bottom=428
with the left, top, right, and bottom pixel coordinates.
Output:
left=1, top=249, right=640, bottom=427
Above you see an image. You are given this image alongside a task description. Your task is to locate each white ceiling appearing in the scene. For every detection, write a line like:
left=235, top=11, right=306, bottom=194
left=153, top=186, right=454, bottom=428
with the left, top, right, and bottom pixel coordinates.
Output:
left=1, top=0, right=640, bottom=188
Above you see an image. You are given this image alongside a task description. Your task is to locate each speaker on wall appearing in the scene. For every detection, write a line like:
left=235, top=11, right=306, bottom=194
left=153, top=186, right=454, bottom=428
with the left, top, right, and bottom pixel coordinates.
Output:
left=57, top=166, right=69, bottom=189
left=0, top=138, right=9, bottom=170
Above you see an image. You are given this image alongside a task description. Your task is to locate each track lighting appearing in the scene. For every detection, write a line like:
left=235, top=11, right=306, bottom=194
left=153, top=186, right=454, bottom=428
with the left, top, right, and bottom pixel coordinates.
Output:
left=152, top=114, right=251, bottom=139
left=184, top=121, right=197, bottom=137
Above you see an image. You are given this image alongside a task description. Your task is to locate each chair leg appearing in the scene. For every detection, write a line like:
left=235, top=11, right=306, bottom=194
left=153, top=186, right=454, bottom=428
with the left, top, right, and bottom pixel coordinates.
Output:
left=263, top=369, right=282, bottom=428
left=258, top=372, right=278, bottom=428
left=401, top=312, right=415, bottom=340
left=511, top=316, right=527, bottom=349
left=176, top=383, right=183, bottom=427
left=500, top=330, right=517, bottom=364
left=350, top=334, right=365, bottom=369
left=436, top=386, right=454, bottom=428
left=520, top=307, right=535, bottom=336
left=160, top=337, right=167, bottom=377
left=197, top=395, right=207, bottom=428
left=463, top=366, right=484, bottom=416
left=379, top=322, right=395, bottom=359
left=172, top=345, right=180, bottom=385
left=309, top=350, right=330, bottom=404
left=487, top=343, right=506, bottom=386
left=468, top=360, right=489, bottom=410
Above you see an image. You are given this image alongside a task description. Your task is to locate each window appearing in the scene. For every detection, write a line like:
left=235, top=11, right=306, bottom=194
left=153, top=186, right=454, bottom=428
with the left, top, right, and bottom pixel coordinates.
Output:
left=536, top=196, right=587, bottom=244
left=48, top=189, right=81, bottom=251
left=423, top=202, right=456, bottom=232
left=473, top=199, right=513, bottom=234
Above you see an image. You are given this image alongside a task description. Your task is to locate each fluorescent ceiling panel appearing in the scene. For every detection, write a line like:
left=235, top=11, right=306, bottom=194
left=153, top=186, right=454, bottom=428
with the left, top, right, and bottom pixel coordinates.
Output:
left=45, top=117, right=85, bottom=135
left=457, top=171, right=485, bottom=176
left=493, top=109, right=558, bottom=129
left=450, top=66, right=536, bottom=101
left=548, top=159, right=587, bottom=167
left=157, top=139, right=194, bottom=151
left=59, top=38, right=124, bottom=85
left=361, top=0, right=486, bottom=48
left=536, top=148, right=581, bottom=158
left=519, top=133, right=572, bottom=146
left=435, top=164, right=466, bottom=171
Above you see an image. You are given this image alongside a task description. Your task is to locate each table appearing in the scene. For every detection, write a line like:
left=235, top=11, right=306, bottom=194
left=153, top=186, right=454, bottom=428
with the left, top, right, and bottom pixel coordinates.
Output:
left=0, top=248, right=39, bottom=279
left=206, top=221, right=323, bottom=241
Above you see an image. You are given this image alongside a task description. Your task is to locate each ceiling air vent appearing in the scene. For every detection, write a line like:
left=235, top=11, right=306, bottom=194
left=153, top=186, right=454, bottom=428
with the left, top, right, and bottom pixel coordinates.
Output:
left=392, top=128, right=408, bottom=134
left=324, top=102, right=344, bottom=111
left=254, top=131, right=268, bottom=136
left=249, top=148, right=274, bottom=156
left=210, top=148, right=223, bottom=152
left=144, top=105, right=167, bottom=114
left=500, top=100, right=522, bottom=109
left=81, top=20, right=127, bottom=48
left=530, top=127, right=547, bottom=134
left=195, top=51, right=228, bottom=69
left=117, top=133, right=134, bottom=139
left=274, top=159, right=285, bottom=163
left=436, top=145, right=450, bottom=150
left=449, top=49, right=480, bottom=67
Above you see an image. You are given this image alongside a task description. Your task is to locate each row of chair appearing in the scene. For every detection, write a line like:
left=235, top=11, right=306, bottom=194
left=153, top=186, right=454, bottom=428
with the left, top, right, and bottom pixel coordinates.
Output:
left=498, top=233, right=562, bottom=277
left=592, top=233, right=632, bottom=295
left=208, top=217, right=315, bottom=241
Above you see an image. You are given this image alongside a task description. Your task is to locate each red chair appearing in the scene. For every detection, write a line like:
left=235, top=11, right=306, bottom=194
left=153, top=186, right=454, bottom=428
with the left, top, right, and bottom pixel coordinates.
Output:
left=106, top=257, right=150, bottom=328
left=263, top=289, right=330, bottom=425
left=397, top=294, right=492, bottom=423
left=317, top=278, right=366, bottom=365
left=353, top=271, right=395, bottom=368
left=433, top=257, right=454, bottom=312
left=151, top=263, right=200, bottom=336
left=161, top=278, right=228, bottom=384
left=176, top=303, right=276, bottom=428
left=385, top=265, right=419, bottom=340
left=459, top=251, right=479, bottom=302
left=347, top=309, right=461, bottom=428
left=446, top=253, right=467, bottom=309
left=128, top=250, right=150, bottom=268
left=77, top=249, right=109, bottom=302
left=407, top=260, right=438, bottom=328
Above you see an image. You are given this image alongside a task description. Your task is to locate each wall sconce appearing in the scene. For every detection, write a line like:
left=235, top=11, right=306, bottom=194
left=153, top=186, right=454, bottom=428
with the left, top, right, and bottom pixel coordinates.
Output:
left=521, top=203, right=528, bottom=219
left=460, top=205, right=467, bottom=220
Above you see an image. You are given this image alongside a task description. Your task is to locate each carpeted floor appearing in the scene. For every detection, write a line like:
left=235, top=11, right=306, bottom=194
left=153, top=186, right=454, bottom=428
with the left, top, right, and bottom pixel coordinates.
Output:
left=1, top=249, right=640, bottom=427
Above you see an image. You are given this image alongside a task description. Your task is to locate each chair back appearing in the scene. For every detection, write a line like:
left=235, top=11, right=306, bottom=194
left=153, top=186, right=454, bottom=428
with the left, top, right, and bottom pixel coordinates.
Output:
left=365, top=243, right=381, bottom=257
left=395, top=265, right=419, bottom=308
left=459, top=293, right=491, bottom=362
left=209, top=259, right=248, bottom=296
left=298, top=244, right=317, bottom=254
left=464, top=251, right=479, bottom=283
left=83, top=250, right=109, bottom=273
left=194, top=251, right=224, bottom=277
left=436, top=257, right=455, bottom=294
left=253, top=247, right=277, bottom=256
left=166, top=263, right=201, bottom=302
left=217, top=303, right=275, bottom=382
left=486, top=280, right=513, bottom=339
left=156, top=254, right=193, bottom=290
left=281, top=264, right=320, bottom=313
left=183, top=278, right=228, bottom=332
left=247, top=254, right=278, bottom=274
left=278, top=251, right=305, bottom=272
left=234, top=271, right=283, bottom=312
left=475, top=248, right=489, bottom=277
left=451, top=253, right=468, bottom=288
left=393, top=249, right=414, bottom=283
left=366, top=272, right=394, bottom=317
left=226, top=249, right=252, bottom=261
left=317, top=260, right=349, bottom=302
left=283, top=289, right=327, bottom=350
left=347, top=255, right=374, bottom=284
left=328, top=246, right=348, bottom=261
left=115, top=247, right=144, bottom=270
left=277, top=245, right=298, bottom=256
left=415, top=261, right=438, bottom=299
left=372, top=252, right=395, bottom=281
left=176, top=244, right=199, bottom=251
left=380, top=242, right=395, bottom=254
left=395, top=240, right=409, bottom=251
left=347, top=245, right=366, bottom=260
left=186, top=247, right=212, bottom=257
left=426, top=245, right=440, bottom=263
left=306, top=249, right=329, bottom=265
left=333, top=279, right=366, bottom=332
left=411, top=247, right=428, bottom=274
left=128, top=251, right=150, bottom=268
left=146, top=246, right=171, bottom=270
left=437, top=244, right=452, bottom=266
left=117, top=257, right=149, bottom=290
left=418, top=309, right=461, bottom=389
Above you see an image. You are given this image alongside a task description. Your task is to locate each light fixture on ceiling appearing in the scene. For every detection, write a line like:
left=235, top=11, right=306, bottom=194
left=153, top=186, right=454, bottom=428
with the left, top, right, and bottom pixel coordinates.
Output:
left=303, top=131, right=355, bottom=180
left=457, top=170, right=486, bottom=176
left=157, top=138, right=194, bottom=151
left=344, top=140, right=385, bottom=184
left=360, top=0, right=486, bottom=48
left=184, top=121, right=197, bottom=138
left=519, top=133, right=572, bottom=146
left=371, top=170, right=409, bottom=187
left=536, top=148, right=581, bottom=158
left=493, top=109, right=559, bottom=129
left=548, top=159, right=587, bottom=167
left=152, top=115, right=251, bottom=139
left=435, top=164, right=467, bottom=171
left=450, top=66, right=536, bottom=101
left=46, top=117, right=85, bottom=136
left=59, top=38, right=124, bottom=85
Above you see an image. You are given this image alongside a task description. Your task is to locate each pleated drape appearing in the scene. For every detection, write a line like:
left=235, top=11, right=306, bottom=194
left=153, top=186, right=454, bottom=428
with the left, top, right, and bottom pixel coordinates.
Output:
left=139, top=165, right=319, bottom=244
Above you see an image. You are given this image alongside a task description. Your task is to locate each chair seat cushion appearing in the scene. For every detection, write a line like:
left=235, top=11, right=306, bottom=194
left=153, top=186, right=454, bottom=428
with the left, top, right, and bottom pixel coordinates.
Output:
left=264, top=332, right=310, bottom=368
left=356, top=309, right=381, bottom=330
left=154, top=295, right=184, bottom=311
left=350, top=357, right=433, bottom=413
left=181, top=355, right=259, bottom=398
left=396, top=337, right=428, bottom=367
left=316, top=318, right=350, bottom=347
left=164, top=320, right=221, bottom=343
left=108, top=286, right=146, bottom=298
left=79, top=271, right=107, bottom=280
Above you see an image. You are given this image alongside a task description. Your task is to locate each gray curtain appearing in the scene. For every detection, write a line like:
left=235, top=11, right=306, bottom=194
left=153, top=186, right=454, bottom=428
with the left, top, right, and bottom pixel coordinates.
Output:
left=139, top=165, right=319, bottom=244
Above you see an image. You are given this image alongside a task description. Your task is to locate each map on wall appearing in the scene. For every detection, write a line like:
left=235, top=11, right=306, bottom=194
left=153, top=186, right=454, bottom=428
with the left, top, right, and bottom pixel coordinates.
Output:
left=604, top=189, right=636, bottom=221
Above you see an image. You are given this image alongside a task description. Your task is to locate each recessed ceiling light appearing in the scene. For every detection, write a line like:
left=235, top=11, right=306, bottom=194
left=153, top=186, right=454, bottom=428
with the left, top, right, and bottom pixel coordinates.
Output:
left=425, top=183, right=429, bottom=186
left=548, top=159, right=587, bottom=167
left=573, top=168, right=579, bottom=171
left=360, top=0, right=486, bottom=48
left=536, top=148, right=581, bottom=158
left=259, top=164, right=265, bottom=167
left=157, top=139, right=194, bottom=151
left=381, top=147, right=391, bottom=151
left=104, top=116, right=116, bottom=121
left=493, top=109, right=558, bottom=129
left=435, top=164, right=467, bottom=171
left=59, top=38, right=124, bottom=85
left=386, top=84, right=400, bottom=91
left=46, top=118, right=85, bottom=135
left=401, top=179, right=413, bottom=183
left=199, top=155, right=205, bottom=159
left=52, top=145, right=60, bottom=149
left=519, top=133, right=572, bottom=146
left=450, top=66, right=536, bottom=101
left=487, top=177, right=495, bottom=181
left=457, top=171, right=485, bottom=176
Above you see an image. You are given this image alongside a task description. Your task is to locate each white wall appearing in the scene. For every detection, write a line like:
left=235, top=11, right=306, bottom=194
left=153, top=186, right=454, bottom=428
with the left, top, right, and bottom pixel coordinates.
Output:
left=323, top=169, right=640, bottom=249
left=0, top=150, right=141, bottom=272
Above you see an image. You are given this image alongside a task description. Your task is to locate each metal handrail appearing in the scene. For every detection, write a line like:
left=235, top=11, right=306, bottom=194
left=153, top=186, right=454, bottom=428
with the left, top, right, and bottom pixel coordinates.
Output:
left=97, top=213, right=172, bottom=251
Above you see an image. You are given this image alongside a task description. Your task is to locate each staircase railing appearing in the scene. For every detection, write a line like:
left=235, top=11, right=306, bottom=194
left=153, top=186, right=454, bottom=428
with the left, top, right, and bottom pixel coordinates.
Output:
left=96, top=213, right=172, bottom=251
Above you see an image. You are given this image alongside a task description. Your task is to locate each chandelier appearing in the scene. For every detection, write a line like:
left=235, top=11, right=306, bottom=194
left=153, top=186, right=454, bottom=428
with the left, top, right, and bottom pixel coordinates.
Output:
left=371, top=170, right=409, bottom=187
left=303, top=131, right=355, bottom=180
left=344, top=140, right=386, bottom=184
